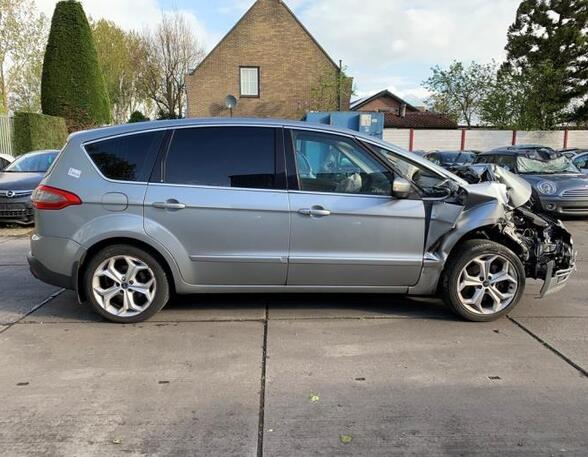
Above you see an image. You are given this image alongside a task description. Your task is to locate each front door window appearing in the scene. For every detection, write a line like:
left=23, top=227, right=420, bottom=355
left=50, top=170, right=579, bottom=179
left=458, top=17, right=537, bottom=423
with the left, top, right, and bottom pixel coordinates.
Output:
left=291, top=130, right=393, bottom=196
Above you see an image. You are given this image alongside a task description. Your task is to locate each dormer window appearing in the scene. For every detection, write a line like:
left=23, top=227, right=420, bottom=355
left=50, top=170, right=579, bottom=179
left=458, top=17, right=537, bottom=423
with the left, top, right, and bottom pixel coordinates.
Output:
left=240, top=67, right=260, bottom=97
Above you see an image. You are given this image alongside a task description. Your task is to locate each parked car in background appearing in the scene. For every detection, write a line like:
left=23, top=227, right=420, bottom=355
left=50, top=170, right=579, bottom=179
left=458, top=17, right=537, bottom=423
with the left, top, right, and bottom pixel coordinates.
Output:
left=0, top=150, right=59, bottom=225
left=476, top=148, right=588, bottom=215
left=0, top=153, right=14, bottom=170
left=572, top=151, right=588, bottom=174
left=424, top=150, right=477, bottom=172
left=559, top=148, right=586, bottom=160
left=493, top=144, right=555, bottom=153
left=27, top=119, right=575, bottom=324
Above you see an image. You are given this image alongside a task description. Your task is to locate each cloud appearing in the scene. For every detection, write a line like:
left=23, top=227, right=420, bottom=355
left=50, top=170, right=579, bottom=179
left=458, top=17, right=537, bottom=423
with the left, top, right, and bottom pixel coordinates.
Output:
left=297, top=0, right=520, bottom=100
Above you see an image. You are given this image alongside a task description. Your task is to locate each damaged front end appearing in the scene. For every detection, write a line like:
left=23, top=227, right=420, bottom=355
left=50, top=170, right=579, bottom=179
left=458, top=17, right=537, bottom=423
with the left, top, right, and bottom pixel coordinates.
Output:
left=449, top=164, right=576, bottom=297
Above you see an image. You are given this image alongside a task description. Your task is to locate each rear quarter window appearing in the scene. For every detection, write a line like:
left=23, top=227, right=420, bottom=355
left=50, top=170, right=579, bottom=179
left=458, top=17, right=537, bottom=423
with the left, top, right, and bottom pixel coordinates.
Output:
left=85, top=131, right=165, bottom=182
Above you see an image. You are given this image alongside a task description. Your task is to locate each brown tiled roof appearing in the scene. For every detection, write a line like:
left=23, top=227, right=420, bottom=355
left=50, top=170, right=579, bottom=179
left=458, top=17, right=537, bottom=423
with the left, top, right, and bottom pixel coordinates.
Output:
left=384, top=112, right=457, bottom=129
left=350, top=89, right=417, bottom=112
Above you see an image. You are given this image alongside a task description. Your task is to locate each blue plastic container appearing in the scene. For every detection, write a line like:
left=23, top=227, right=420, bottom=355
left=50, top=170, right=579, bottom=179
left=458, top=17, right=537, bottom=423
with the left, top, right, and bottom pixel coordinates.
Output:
left=304, top=112, right=384, bottom=139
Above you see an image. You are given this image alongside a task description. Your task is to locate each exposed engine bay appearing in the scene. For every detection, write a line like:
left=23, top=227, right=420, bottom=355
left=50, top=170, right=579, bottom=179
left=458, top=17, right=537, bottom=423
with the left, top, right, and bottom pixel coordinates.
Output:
left=439, top=164, right=576, bottom=296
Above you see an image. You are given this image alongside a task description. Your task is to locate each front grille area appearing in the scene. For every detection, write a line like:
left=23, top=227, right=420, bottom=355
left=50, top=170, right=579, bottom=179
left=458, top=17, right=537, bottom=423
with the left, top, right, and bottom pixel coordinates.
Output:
left=0, top=190, right=33, bottom=198
left=0, top=203, right=33, bottom=218
left=561, top=188, right=588, bottom=198
left=561, top=206, right=588, bottom=214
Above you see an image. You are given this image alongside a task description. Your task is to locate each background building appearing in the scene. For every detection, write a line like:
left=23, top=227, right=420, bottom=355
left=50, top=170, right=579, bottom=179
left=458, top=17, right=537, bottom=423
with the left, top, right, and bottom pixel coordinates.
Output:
left=186, top=0, right=352, bottom=119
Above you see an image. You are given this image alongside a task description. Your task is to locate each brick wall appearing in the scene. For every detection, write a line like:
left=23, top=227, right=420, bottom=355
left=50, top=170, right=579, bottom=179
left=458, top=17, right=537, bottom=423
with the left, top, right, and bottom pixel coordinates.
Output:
left=186, top=0, right=350, bottom=119
left=356, top=97, right=402, bottom=114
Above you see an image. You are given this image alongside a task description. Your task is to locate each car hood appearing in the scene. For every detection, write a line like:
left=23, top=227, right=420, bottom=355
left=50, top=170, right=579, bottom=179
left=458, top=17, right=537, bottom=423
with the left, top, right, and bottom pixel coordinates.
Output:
left=457, top=164, right=533, bottom=208
left=0, top=172, right=45, bottom=191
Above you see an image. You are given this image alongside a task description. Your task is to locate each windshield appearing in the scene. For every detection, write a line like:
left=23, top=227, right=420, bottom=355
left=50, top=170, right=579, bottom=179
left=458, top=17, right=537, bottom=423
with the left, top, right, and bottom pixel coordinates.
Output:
left=438, top=152, right=476, bottom=165
left=517, top=156, right=579, bottom=174
left=4, top=151, right=57, bottom=172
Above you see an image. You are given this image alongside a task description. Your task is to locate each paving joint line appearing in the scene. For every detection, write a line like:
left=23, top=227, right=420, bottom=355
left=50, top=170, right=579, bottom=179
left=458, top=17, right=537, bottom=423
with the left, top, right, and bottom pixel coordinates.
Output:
left=0, top=289, right=65, bottom=334
left=508, top=316, right=588, bottom=378
left=256, top=303, right=269, bottom=457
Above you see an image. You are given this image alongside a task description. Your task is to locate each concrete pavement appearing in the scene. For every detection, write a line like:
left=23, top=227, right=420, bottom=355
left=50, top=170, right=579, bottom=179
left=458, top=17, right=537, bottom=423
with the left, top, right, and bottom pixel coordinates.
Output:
left=0, top=221, right=586, bottom=456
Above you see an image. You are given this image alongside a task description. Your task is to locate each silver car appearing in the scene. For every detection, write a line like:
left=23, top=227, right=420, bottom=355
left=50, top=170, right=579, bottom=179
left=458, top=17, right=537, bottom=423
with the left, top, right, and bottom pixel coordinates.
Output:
left=27, top=119, right=576, bottom=323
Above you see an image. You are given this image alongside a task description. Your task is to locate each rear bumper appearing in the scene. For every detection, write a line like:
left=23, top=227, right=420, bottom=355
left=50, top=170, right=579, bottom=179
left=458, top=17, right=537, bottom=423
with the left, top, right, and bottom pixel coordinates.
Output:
left=27, top=234, right=83, bottom=290
left=28, top=253, right=75, bottom=289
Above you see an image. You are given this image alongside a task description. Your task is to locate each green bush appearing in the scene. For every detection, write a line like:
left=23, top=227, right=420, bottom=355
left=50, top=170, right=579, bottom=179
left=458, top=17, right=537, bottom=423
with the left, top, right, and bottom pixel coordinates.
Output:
left=41, top=0, right=111, bottom=131
left=128, top=111, right=149, bottom=123
left=12, top=112, right=68, bottom=156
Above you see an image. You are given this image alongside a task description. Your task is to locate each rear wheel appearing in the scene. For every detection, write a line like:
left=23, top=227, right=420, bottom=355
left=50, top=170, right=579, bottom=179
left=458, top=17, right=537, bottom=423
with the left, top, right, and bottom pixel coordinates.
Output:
left=83, top=244, right=169, bottom=323
left=441, top=240, right=525, bottom=322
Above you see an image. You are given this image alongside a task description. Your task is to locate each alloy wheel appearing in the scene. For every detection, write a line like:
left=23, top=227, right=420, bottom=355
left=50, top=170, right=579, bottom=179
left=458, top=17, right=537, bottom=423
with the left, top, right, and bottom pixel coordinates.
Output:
left=457, top=254, right=519, bottom=315
left=91, top=255, right=156, bottom=317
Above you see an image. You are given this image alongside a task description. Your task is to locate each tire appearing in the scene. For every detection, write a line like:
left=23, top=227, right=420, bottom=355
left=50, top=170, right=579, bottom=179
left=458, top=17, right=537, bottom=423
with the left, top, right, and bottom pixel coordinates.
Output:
left=83, top=244, right=170, bottom=323
left=440, top=239, right=526, bottom=322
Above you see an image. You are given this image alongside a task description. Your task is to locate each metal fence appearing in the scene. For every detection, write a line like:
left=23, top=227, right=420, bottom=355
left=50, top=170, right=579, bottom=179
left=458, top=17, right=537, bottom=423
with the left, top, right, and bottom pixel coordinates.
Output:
left=0, top=115, right=14, bottom=156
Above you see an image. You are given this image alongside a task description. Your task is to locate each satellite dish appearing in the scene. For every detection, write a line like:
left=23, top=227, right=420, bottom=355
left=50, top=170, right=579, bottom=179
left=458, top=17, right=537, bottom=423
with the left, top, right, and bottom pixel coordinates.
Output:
left=225, top=95, right=237, bottom=109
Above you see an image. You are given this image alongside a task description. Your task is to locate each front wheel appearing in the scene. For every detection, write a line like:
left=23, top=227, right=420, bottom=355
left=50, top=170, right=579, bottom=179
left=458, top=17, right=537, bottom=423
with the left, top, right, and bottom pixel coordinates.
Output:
left=441, top=240, right=525, bottom=322
left=83, top=244, right=170, bottom=323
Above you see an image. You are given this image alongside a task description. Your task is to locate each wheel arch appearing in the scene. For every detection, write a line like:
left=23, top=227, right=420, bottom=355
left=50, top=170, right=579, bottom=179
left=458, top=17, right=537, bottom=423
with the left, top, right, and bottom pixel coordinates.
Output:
left=77, top=237, right=177, bottom=302
left=445, top=225, right=525, bottom=264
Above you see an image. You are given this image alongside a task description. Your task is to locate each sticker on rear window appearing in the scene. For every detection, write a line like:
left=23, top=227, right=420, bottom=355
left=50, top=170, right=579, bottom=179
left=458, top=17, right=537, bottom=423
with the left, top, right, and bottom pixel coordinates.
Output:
left=68, top=167, right=81, bottom=178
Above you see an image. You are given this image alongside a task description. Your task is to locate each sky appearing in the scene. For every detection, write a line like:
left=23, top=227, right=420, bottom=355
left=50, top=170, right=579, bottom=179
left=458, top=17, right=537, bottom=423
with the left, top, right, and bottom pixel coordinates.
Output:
left=34, top=0, right=522, bottom=105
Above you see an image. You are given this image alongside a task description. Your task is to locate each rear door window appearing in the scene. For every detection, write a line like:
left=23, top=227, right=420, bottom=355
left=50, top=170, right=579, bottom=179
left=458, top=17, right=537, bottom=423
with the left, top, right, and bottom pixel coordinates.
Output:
left=85, top=131, right=165, bottom=182
left=164, top=127, right=278, bottom=189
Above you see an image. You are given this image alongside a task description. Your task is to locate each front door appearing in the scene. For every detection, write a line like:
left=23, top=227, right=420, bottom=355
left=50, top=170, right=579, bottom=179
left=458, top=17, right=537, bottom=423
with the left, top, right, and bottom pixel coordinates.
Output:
left=144, top=126, right=289, bottom=286
left=285, top=129, right=426, bottom=287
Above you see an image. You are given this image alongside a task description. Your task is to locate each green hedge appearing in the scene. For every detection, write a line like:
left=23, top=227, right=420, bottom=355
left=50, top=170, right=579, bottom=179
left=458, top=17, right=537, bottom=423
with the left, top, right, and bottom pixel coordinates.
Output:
left=13, top=112, right=68, bottom=156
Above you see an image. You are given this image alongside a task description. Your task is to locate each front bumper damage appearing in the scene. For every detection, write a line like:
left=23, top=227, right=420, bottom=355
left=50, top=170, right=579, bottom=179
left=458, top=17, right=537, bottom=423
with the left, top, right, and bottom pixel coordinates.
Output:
left=445, top=164, right=577, bottom=298
left=499, top=206, right=576, bottom=297
left=540, top=260, right=576, bottom=297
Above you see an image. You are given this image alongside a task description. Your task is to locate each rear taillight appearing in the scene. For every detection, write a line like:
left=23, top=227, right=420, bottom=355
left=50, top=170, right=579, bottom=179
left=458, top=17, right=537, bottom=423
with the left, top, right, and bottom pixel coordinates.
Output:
left=32, top=185, right=82, bottom=210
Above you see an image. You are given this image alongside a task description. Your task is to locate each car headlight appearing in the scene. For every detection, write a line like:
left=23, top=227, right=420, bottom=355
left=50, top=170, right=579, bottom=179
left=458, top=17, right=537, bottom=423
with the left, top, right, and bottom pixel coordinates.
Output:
left=537, top=180, right=558, bottom=195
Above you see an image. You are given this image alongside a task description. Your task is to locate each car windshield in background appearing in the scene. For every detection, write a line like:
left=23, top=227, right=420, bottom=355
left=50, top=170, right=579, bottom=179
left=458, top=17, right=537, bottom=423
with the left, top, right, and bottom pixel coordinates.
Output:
left=517, top=155, right=579, bottom=174
left=4, top=151, right=58, bottom=173
left=438, top=152, right=476, bottom=165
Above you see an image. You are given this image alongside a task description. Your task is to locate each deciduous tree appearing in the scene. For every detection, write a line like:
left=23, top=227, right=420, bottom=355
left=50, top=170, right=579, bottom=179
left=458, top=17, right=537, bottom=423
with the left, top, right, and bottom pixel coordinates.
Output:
left=142, top=12, right=205, bottom=119
left=0, top=0, right=47, bottom=113
left=422, top=61, right=495, bottom=127
left=92, top=19, right=152, bottom=124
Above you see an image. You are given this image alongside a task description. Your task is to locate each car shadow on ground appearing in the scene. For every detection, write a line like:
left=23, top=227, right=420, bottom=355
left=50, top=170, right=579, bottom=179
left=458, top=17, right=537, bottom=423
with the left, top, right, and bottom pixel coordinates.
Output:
left=27, top=291, right=458, bottom=323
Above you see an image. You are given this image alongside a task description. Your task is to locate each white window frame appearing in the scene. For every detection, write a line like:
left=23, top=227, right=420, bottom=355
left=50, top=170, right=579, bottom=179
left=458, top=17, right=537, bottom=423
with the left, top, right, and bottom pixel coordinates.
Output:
left=240, top=67, right=260, bottom=98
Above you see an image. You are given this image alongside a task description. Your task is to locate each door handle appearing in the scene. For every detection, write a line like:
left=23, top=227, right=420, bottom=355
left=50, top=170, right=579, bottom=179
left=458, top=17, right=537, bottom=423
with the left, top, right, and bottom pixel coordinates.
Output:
left=298, top=206, right=331, bottom=217
left=153, top=200, right=186, bottom=210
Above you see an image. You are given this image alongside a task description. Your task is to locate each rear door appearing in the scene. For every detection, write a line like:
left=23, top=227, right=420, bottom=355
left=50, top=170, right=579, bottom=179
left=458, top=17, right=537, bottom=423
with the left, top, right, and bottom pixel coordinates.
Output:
left=144, top=126, right=290, bottom=286
left=285, top=129, right=426, bottom=287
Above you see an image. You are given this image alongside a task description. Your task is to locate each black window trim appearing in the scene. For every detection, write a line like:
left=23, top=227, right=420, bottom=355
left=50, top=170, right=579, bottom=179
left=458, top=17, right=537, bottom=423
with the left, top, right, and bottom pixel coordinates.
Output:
left=83, top=129, right=168, bottom=185
left=158, top=125, right=286, bottom=192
